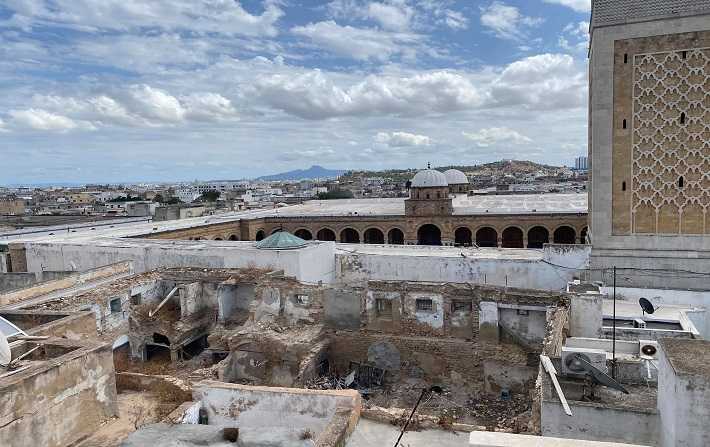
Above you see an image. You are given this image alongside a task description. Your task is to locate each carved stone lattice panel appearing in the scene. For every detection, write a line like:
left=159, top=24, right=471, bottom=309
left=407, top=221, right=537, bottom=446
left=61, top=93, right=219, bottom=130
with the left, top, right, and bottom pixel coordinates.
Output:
left=632, top=48, right=710, bottom=234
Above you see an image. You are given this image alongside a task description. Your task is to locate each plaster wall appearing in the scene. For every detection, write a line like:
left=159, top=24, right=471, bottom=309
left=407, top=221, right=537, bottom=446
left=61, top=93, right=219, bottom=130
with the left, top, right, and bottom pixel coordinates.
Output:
left=21, top=240, right=335, bottom=284
left=570, top=294, right=604, bottom=338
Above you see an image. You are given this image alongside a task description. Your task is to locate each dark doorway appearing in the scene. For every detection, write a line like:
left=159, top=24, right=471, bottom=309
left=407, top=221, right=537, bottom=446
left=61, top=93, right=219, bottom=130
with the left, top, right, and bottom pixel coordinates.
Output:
left=475, top=227, right=497, bottom=247
left=228, top=234, right=239, bottom=241
left=527, top=226, right=549, bottom=248
left=580, top=227, right=589, bottom=244
left=455, top=227, right=473, bottom=246
left=183, top=335, right=209, bottom=359
left=417, top=224, right=442, bottom=246
left=255, top=230, right=265, bottom=241
left=146, top=344, right=171, bottom=362
left=554, top=226, right=577, bottom=244
left=364, top=228, right=385, bottom=244
left=388, top=228, right=405, bottom=245
left=316, top=228, right=336, bottom=241
left=340, top=228, right=360, bottom=243
left=502, top=227, right=524, bottom=248
left=294, top=229, right=313, bottom=240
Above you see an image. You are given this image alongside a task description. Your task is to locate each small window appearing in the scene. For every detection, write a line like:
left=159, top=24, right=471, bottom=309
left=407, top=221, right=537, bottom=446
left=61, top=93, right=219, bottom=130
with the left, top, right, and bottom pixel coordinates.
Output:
left=680, top=112, right=686, bottom=125
left=452, top=301, right=472, bottom=313
left=681, top=50, right=687, bottom=59
left=623, top=53, right=628, bottom=64
left=109, top=298, right=122, bottom=313
left=517, top=309, right=529, bottom=316
left=622, top=119, right=627, bottom=129
left=622, top=181, right=627, bottom=191
left=296, top=294, right=310, bottom=305
left=678, top=176, right=684, bottom=188
left=416, top=298, right=434, bottom=312
left=376, top=299, right=393, bottom=318
left=426, top=193, right=430, bottom=199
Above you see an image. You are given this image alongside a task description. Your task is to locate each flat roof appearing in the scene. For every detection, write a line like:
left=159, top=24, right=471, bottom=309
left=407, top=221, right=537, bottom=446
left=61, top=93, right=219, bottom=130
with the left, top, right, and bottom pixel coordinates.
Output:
left=336, top=243, right=544, bottom=260
left=660, top=338, right=710, bottom=377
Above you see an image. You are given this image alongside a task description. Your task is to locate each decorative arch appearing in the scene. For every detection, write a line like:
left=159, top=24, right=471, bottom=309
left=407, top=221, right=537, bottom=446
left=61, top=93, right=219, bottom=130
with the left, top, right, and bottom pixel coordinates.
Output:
left=417, top=224, right=442, bottom=246
left=316, top=228, right=336, bottom=241
left=454, top=227, right=473, bottom=246
left=363, top=227, right=385, bottom=244
left=501, top=227, right=524, bottom=248
left=387, top=228, right=405, bottom=245
left=553, top=226, right=577, bottom=244
left=213, top=237, right=223, bottom=241
left=527, top=226, right=549, bottom=249
left=255, top=230, right=266, bottom=241
left=474, top=227, right=497, bottom=248
left=228, top=234, right=239, bottom=241
left=294, top=228, right=313, bottom=240
left=340, top=228, right=360, bottom=243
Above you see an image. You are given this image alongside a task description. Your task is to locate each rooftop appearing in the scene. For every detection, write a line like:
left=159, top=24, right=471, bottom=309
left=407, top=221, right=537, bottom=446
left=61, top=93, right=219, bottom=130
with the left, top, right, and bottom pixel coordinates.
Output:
left=659, top=338, right=710, bottom=377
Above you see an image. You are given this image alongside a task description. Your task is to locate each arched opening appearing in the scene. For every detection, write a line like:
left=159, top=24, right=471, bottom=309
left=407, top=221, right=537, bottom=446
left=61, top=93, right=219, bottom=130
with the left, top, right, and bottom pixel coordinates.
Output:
left=501, top=227, right=524, bottom=248
left=527, top=226, right=549, bottom=249
left=475, top=227, right=497, bottom=248
left=553, top=226, right=577, bottom=244
left=364, top=228, right=385, bottom=244
left=294, top=229, right=313, bottom=240
left=580, top=227, right=589, bottom=244
left=340, top=228, right=360, bottom=243
left=316, top=228, right=336, bottom=241
left=455, top=227, right=473, bottom=246
left=228, top=234, right=239, bottom=241
left=388, top=228, right=404, bottom=245
left=214, top=237, right=223, bottom=241
left=417, top=224, right=442, bottom=246
left=255, top=230, right=265, bottom=241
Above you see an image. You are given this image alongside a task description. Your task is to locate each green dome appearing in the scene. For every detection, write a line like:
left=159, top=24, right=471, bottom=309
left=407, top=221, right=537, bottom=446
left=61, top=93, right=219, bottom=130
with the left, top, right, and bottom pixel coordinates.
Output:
left=254, top=231, right=308, bottom=250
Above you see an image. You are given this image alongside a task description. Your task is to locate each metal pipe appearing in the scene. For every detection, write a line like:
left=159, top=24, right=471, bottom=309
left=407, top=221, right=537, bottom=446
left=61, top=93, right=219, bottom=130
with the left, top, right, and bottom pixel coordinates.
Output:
left=612, top=266, right=617, bottom=379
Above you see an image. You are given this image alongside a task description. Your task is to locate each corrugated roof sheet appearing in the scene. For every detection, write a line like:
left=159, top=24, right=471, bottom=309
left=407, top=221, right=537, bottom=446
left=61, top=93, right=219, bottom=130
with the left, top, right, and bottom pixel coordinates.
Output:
left=592, top=0, right=710, bottom=28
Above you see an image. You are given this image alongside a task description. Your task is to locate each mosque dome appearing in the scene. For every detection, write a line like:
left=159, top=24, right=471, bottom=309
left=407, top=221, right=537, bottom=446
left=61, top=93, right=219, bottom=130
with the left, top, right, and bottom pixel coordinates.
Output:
left=254, top=231, right=307, bottom=250
left=444, top=169, right=469, bottom=185
left=411, top=169, right=448, bottom=188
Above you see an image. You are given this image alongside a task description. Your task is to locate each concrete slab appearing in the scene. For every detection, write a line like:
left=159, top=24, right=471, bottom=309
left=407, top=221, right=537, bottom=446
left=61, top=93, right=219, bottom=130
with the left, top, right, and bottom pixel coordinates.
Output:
left=469, top=431, right=652, bottom=446
left=347, top=419, right=469, bottom=447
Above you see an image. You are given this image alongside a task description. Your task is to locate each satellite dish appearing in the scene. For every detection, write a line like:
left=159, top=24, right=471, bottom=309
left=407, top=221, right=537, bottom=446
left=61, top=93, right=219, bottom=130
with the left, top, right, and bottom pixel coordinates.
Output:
left=0, top=334, right=11, bottom=368
left=571, top=353, right=629, bottom=395
left=639, top=298, right=655, bottom=315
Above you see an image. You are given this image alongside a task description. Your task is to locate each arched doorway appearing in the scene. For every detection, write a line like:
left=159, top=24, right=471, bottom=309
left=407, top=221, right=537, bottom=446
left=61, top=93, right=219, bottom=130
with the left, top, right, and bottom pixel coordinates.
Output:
left=554, top=226, right=576, bottom=244
left=501, top=227, right=524, bottom=248
left=255, top=230, right=265, bottom=241
left=455, top=227, right=473, bottom=246
left=294, top=229, right=313, bottom=240
left=580, top=227, right=589, bottom=244
left=364, top=228, right=385, bottom=244
left=228, top=234, right=239, bottom=241
left=527, top=226, right=549, bottom=248
left=388, top=228, right=404, bottom=245
left=475, top=227, right=497, bottom=248
left=340, top=228, right=360, bottom=243
left=214, top=237, right=223, bottom=241
left=316, top=228, right=336, bottom=241
left=418, top=224, right=442, bottom=246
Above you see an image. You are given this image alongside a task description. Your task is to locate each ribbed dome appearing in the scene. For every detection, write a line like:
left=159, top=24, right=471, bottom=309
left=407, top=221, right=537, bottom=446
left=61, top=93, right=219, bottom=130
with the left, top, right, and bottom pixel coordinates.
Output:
left=444, top=169, right=469, bottom=185
left=411, top=169, right=448, bottom=188
left=254, top=231, right=307, bottom=250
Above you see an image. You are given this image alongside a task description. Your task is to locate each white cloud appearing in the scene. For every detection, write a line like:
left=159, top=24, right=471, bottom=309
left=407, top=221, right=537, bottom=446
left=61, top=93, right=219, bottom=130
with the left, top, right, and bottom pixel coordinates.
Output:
left=542, top=0, right=591, bottom=13
left=559, top=21, right=589, bottom=53
left=181, top=93, right=238, bottom=122
left=444, top=10, right=469, bottom=30
left=255, top=69, right=485, bottom=119
left=291, top=21, right=420, bottom=62
left=463, top=127, right=532, bottom=147
left=9, top=108, right=91, bottom=132
left=0, top=118, right=7, bottom=132
left=480, top=2, right=544, bottom=41
left=375, top=131, right=431, bottom=147
left=2, top=0, right=284, bottom=37
left=367, top=2, right=414, bottom=31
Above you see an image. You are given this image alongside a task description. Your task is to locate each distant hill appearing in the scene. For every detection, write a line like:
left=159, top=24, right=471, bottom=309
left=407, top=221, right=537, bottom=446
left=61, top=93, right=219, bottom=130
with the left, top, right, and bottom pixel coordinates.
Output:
left=257, top=165, right=346, bottom=181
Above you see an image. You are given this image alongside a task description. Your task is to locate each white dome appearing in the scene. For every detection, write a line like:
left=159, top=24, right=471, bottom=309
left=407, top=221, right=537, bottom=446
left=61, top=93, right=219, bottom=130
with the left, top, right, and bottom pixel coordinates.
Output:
left=444, top=169, right=469, bottom=185
left=411, top=169, right=448, bottom=188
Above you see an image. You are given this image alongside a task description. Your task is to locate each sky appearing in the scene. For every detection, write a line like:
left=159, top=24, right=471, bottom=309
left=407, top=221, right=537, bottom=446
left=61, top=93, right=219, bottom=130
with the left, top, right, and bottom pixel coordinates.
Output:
left=0, top=0, right=592, bottom=184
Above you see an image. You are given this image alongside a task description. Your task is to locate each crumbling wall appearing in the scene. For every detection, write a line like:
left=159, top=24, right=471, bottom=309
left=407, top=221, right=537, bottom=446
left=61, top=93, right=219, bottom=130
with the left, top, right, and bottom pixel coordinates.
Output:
left=329, top=331, right=531, bottom=391
left=0, top=340, right=118, bottom=447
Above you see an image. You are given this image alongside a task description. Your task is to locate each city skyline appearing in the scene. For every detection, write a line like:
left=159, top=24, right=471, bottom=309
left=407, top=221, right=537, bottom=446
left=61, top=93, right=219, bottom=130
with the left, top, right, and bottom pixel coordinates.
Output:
left=0, top=0, right=590, bottom=183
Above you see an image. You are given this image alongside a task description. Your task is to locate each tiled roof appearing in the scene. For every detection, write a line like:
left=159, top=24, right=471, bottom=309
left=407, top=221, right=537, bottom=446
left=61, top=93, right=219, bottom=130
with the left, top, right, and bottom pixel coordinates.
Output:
left=592, top=0, right=710, bottom=28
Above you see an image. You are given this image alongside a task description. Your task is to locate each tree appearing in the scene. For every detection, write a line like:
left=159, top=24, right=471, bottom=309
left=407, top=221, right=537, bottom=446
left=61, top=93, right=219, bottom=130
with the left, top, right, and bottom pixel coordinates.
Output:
left=316, top=189, right=354, bottom=200
left=199, top=190, right=220, bottom=202
left=152, top=194, right=164, bottom=203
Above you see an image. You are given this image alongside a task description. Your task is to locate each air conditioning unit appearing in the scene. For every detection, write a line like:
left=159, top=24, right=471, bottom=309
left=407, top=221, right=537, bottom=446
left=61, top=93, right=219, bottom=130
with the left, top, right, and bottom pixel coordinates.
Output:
left=639, top=340, right=659, bottom=360
left=633, top=318, right=647, bottom=329
left=561, top=347, right=608, bottom=377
